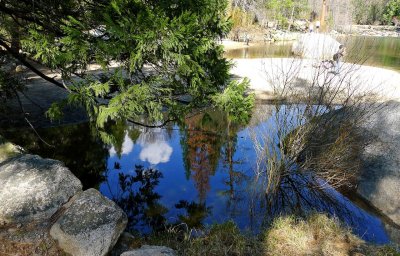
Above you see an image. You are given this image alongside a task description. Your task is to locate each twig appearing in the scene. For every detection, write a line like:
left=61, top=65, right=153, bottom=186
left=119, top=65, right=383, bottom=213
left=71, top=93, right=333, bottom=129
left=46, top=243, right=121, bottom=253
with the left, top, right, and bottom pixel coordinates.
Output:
left=13, top=89, right=55, bottom=148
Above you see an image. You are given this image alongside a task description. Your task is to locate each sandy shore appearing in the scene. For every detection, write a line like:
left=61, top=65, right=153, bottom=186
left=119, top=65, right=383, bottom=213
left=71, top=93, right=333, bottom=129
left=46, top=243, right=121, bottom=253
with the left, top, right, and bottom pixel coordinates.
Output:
left=221, top=38, right=400, bottom=102
left=219, top=39, right=253, bottom=50
left=229, top=57, right=400, bottom=102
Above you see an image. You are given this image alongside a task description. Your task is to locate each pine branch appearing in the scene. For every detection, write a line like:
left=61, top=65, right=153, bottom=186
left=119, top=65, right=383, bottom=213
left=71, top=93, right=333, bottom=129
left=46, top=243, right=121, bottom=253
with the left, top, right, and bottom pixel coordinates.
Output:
left=12, top=88, right=55, bottom=147
left=127, top=118, right=174, bottom=128
left=0, top=38, right=68, bottom=91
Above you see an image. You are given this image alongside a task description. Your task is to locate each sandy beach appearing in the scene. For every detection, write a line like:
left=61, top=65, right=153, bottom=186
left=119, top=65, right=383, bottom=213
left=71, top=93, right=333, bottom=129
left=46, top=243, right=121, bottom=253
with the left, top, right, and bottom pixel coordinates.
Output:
left=221, top=37, right=400, bottom=102
left=229, top=57, right=400, bottom=102
left=219, top=39, right=253, bottom=50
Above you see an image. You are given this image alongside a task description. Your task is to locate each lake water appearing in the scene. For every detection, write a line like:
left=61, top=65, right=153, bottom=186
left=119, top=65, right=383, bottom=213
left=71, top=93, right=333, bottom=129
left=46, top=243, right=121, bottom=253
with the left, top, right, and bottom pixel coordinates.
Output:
left=225, top=36, right=400, bottom=71
left=2, top=104, right=399, bottom=244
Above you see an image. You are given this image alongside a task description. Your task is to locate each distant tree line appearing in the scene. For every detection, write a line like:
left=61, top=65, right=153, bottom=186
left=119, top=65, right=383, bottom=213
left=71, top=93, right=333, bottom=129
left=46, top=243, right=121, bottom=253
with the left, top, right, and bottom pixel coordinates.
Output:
left=227, top=0, right=400, bottom=29
left=352, top=0, right=400, bottom=25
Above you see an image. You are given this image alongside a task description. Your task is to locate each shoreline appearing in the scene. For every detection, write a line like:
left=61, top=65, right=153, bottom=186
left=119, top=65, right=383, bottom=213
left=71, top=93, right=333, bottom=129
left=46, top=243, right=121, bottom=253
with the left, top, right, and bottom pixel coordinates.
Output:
left=228, top=57, right=400, bottom=102
left=223, top=25, right=399, bottom=45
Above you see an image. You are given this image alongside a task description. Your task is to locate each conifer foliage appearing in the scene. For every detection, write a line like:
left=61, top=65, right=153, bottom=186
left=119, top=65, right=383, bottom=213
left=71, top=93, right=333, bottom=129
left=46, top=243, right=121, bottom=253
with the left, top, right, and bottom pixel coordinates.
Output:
left=0, top=0, right=247, bottom=127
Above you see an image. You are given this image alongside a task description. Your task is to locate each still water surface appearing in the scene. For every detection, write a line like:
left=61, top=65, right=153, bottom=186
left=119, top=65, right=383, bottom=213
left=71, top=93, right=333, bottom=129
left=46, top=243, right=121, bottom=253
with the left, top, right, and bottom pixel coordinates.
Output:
left=2, top=104, right=398, bottom=244
left=225, top=36, right=400, bottom=71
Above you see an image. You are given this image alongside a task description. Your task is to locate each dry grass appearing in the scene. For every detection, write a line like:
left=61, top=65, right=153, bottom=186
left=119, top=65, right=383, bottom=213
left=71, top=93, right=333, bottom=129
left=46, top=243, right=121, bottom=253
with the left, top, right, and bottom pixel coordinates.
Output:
left=264, top=213, right=364, bottom=256
left=0, top=237, right=65, bottom=256
left=0, top=215, right=396, bottom=256
left=127, top=214, right=399, bottom=256
left=0, top=219, right=65, bottom=256
left=292, top=113, right=364, bottom=189
left=363, top=246, right=400, bottom=256
left=143, top=221, right=263, bottom=256
left=0, top=142, right=21, bottom=163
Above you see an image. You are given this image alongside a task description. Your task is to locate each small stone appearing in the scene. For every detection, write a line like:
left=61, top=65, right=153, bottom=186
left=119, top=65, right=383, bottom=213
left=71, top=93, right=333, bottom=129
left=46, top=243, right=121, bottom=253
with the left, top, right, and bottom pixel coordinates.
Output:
left=121, top=245, right=176, bottom=256
left=15, top=65, right=26, bottom=73
left=110, top=232, right=137, bottom=256
left=16, top=224, right=22, bottom=228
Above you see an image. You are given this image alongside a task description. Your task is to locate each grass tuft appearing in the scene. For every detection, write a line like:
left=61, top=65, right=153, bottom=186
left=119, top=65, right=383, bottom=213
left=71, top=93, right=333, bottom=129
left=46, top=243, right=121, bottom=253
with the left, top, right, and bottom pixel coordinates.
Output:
left=0, top=141, right=21, bottom=162
left=134, top=214, right=399, bottom=256
left=144, top=221, right=263, bottom=256
left=264, top=213, right=363, bottom=256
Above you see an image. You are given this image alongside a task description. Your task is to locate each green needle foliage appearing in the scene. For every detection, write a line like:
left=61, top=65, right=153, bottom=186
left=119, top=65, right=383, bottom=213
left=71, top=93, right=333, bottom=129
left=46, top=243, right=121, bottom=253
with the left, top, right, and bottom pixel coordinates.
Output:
left=1, top=0, right=252, bottom=128
left=213, top=78, right=254, bottom=124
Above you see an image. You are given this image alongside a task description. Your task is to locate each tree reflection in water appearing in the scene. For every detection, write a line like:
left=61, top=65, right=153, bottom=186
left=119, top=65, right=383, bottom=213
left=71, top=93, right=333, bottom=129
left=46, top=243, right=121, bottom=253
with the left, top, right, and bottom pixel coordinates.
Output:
left=259, top=172, right=349, bottom=223
left=107, top=165, right=167, bottom=233
left=181, top=111, right=225, bottom=202
left=1, top=123, right=108, bottom=189
left=105, top=164, right=211, bottom=233
left=180, top=109, right=251, bottom=220
left=175, top=200, right=211, bottom=229
left=179, top=106, right=348, bottom=230
left=248, top=105, right=389, bottom=240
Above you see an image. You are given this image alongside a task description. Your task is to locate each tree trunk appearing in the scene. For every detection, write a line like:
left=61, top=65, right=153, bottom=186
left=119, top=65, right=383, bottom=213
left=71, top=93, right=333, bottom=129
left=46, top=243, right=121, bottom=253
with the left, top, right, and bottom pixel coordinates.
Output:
left=321, top=0, right=327, bottom=30
left=10, top=21, right=21, bottom=54
left=288, top=5, right=295, bottom=31
left=10, top=36, right=21, bottom=54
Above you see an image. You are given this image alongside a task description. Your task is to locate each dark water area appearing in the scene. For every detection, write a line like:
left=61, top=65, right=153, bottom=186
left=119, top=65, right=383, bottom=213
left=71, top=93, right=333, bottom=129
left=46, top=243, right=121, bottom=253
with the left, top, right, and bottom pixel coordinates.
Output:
left=224, top=36, right=400, bottom=72
left=2, top=104, right=398, bottom=244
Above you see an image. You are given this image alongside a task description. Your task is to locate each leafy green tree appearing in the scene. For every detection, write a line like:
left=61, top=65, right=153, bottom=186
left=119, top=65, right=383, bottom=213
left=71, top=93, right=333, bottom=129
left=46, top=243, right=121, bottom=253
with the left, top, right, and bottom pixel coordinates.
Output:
left=1, top=0, right=252, bottom=130
left=384, top=0, right=400, bottom=24
left=352, top=0, right=389, bottom=24
left=265, top=0, right=308, bottom=29
left=0, top=68, right=23, bottom=108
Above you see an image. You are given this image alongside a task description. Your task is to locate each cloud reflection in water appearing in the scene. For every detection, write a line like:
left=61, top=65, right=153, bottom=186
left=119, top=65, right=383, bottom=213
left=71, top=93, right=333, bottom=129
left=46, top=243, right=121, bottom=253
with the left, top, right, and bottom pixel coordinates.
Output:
left=139, top=141, right=173, bottom=165
left=109, top=133, right=134, bottom=156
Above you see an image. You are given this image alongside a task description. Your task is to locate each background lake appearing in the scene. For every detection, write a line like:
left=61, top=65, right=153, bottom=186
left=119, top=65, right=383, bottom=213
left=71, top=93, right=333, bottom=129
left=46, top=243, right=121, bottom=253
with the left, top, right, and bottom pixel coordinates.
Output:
left=224, top=36, right=400, bottom=72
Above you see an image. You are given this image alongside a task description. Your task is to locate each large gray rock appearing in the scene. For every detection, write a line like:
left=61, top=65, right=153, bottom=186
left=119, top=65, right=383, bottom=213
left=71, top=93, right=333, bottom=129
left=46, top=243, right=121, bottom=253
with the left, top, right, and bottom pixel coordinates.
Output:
left=0, top=154, right=82, bottom=224
left=50, top=189, right=128, bottom=256
left=357, top=103, right=400, bottom=226
left=121, top=245, right=176, bottom=256
left=292, top=34, right=341, bottom=60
